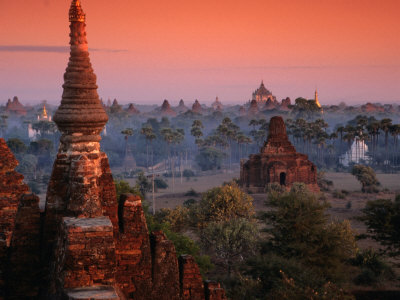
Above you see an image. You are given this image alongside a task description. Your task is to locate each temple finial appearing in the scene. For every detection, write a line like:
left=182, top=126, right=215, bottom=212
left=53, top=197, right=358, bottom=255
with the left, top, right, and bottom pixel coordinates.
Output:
left=69, top=0, right=85, bottom=23
left=43, top=104, right=48, bottom=118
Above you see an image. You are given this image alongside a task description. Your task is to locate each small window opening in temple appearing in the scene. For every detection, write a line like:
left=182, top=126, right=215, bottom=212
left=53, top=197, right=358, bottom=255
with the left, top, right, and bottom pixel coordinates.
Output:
left=280, top=172, right=286, bottom=186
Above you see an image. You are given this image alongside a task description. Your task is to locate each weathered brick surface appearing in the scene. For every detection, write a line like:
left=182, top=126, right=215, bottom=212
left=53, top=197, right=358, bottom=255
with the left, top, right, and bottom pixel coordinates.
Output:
left=65, top=286, right=120, bottom=300
left=241, top=116, right=319, bottom=192
left=0, top=239, right=6, bottom=300
left=7, top=194, right=41, bottom=299
left=204, top=281, right=227, bottom=300
left=0, top=138, right=29, bottom=246
left=50, top=216, right=116, bottom=298
left=151, top=231, right=180, bottom=300
left=116, top=194, right=152, bottom=299
left=179, top=255, right=205, bottom=300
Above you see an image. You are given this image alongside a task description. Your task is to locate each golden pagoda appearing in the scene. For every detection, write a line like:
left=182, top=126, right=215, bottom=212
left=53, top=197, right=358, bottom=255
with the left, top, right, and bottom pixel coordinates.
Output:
left=43, top=104, right=48, bottom=119
left=315, top=89, right=322, bottom=108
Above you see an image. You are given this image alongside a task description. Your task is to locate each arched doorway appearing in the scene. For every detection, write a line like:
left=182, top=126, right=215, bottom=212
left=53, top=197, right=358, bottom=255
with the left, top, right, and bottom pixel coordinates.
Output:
left=280, top=172, right=286, bottom=186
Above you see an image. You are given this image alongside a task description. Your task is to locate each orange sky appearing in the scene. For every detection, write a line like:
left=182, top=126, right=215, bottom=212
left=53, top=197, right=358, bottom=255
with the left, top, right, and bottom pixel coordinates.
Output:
left=0, top=0, right=399, bottom=105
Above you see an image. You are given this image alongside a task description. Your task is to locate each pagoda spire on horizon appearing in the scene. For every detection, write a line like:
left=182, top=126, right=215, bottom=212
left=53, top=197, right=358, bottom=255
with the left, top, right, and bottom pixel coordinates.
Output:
left=43, top=103, right=48, bottom=118
left=315, top=89, right=322, bottom=108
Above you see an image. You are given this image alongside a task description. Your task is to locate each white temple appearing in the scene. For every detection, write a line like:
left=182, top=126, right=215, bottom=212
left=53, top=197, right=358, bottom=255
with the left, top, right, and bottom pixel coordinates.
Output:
left=340, top=139, right=371, bottom=166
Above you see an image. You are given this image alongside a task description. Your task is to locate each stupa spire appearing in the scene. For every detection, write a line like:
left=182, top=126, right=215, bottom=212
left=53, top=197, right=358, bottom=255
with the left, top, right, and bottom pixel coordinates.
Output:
left=315, top=89, right=322, bottom=108
left=53, top=0, right=108, bottom=151
left=43, top=104, right=48, bottom=118
left=69, top=0, right=86, bottom=23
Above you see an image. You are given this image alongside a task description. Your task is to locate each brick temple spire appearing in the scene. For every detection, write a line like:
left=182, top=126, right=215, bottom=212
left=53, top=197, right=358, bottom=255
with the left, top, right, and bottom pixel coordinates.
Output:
left=53, top=0, right=108, bottom=150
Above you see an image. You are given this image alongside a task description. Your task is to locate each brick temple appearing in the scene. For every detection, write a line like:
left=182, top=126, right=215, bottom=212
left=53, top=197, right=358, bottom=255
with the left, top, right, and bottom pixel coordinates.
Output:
left=0, top=1, right=226, bottom=299
left=240, top=116, right=319, bottom=193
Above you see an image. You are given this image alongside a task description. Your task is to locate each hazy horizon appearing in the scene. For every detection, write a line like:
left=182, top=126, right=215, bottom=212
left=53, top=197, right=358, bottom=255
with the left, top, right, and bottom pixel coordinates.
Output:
left=1, top=0, right=399, bottom=106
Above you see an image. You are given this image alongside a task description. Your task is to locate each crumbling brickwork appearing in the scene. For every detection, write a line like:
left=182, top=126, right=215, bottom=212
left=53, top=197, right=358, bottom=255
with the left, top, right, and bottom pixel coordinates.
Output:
left=179, top=255, right=205, bottom=300
left=7, top=194, right=41, bottom=300
left=241, top=116, right=319, bottom=193
left=0, top=138, right=29, bottom=246
left=151, top=231, right=181, bottom=300
left=116, top=194, right=152, bottom=299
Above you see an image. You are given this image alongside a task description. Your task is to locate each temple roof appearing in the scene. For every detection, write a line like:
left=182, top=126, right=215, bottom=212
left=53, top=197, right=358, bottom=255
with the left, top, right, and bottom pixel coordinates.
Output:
left=253, top=81, right=272, bottom=96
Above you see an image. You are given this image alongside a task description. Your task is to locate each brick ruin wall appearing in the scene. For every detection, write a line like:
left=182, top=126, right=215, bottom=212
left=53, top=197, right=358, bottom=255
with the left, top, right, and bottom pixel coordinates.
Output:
left=0, top=139, right=226, bottom=300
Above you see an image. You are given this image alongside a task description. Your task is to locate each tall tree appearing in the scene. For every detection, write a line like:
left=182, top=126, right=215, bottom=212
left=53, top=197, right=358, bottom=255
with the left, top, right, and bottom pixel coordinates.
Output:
left=140, top=125, right=156, bottom=169
left=121, top=128, right=134, bottom=158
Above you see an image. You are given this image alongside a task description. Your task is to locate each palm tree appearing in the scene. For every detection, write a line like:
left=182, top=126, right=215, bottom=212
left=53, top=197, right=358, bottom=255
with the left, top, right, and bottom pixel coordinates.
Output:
left=191, top=120, right=204, bottom=149
left=121, top=128, right=134, bottom=170
left=389, top=124, right=400, bottom=166
left=140, top=125, right=156, bottom=169
left=380, top=118, right=392, bottom=149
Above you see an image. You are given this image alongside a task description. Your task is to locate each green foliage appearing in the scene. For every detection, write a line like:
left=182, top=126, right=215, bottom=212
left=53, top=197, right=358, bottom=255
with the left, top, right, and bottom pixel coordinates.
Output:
left=136, top=171, right=152, bottom=198
left=261, top=188, right=357, bottom=279
left=184, top=188, right=199, bottom=197
left=247, top=254, right=355, bottom=300
left=251, top=187, right=357, bottom=298
left=195, top=146, right=226, bottom=171
left=193, top=182, right=254, bottom=229
left=182, top=169, right=195, bottom=179
left=16, top=154, right=37, bottom=177
left=28, top=139, right=54, bottom=155
left=146, top=215, right=213, bottom=275
left=359, top=195, right=400, bottom=257
left=291, top=97, right=322, bottom=120
left=154, top=206, right=190, bottom=232
left=183, top=198, right=197, bottom=208
left=114, top=180, right=141, bottom=200
left=7, top=138, right=27, bottom=154
left=201, top=218, right=258, bottom=274
left=154, top=178, right=168, bottom=189
left=351, top=164, right=380, bottom=193
left=264, top=182, right=285, bottom=194
left=351, top=249, right=395, bottom=286
left=333, top=190, right=346, bottom=199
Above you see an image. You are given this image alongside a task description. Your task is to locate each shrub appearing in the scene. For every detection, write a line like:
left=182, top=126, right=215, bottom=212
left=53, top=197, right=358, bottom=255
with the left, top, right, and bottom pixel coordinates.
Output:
left=183, top=198, right=197, bottom=208
left=183, top=169, right=195, bottom=179
left=154, top=178, right=168, bottom=189
left=351, top=249, right=394, bottom=286
left=333, top=190, right=346, bottom=199
left=201, top=218, right=259, bottom=275
left=146, top=216, right=213, bottom=275
left=184, top=188, right=199, bottom=197
left=265, top=183, right=285, bottom=194
left=193, top=182, right=254, bottom=229
left=155, top=206, right=190, bottom=232
left=359, top=195, right=400, bottom=257
left=351, top=165, right=380, bottom=193
left=195, top=146, right=226, bottom=171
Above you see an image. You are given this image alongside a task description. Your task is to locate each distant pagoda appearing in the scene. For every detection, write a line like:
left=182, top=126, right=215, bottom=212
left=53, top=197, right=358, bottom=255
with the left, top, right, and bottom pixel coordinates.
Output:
left=252, top=81, right=277, bottom=104
left=314, top=89, right=322, bottom=108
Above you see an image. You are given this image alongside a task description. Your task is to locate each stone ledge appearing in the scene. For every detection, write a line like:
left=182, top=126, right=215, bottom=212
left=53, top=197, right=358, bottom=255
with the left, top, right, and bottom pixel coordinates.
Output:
left=65, top=286, right=119, bottom=300
left=63, top=216, right=113, bottom=232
